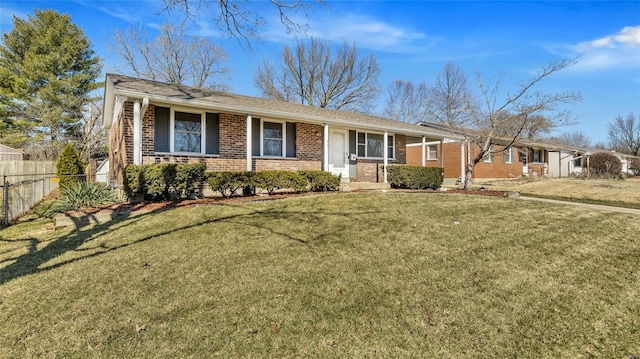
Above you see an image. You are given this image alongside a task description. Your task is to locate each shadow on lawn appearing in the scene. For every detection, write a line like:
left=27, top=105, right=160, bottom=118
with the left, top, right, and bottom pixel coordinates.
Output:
left=0, top=200, right=380, bottom=285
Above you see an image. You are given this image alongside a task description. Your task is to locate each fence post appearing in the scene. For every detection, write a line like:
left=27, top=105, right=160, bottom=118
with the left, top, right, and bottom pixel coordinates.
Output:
left=3, top=175, right=8, bottom=226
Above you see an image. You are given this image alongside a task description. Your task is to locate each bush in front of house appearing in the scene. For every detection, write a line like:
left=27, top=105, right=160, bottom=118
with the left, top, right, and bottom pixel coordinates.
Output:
left=61, top=181, right=118, bottom=210
left=56, top=144, right=85, bottom=188
left=298, top=170, right=341, bottom=192
left=629, top=158, right=640, bottom=176
left=123, top=163, right=206, bottom=200
left=589, top=152, right=622, bottom=179
left=253, top=170, right=308, bottom=195
left=207, top=171, right=255, bottom=198
left=387, top=165, right=444, bottom=190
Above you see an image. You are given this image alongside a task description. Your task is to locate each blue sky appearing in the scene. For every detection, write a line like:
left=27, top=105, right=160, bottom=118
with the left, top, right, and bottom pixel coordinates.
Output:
left=1, top=0, right=639, bottom=144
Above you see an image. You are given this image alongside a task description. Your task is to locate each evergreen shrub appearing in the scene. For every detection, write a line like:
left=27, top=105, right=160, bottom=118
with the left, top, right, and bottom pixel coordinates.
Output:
left=56, top=144, right=85, bottom=188
left=387, top=165, right=443, bottom=189
left=298, top=170, right=341, bottom=192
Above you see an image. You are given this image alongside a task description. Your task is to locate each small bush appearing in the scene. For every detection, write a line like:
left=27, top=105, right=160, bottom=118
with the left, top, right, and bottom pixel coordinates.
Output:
left=207, top=171, right=254, bottom=198
left=298, top=170, right=341, bottom=192
left=61, top=182, right=117, bottom=210
left=123, top=164, right=145, bottom=199
left=175, top=163, right=206, bottom=199
left=387, top=165, right=443, bottom=190
left=589, top=152, right=622, bottom=179
left=56, top=144, right=85, bottom=188
left=253, top=170, right=307, bottom=195
left=629, top=158, right=640, bottom=176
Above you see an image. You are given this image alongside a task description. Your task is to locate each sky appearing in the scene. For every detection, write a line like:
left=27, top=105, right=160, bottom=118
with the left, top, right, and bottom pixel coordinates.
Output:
left=1, top=0, right=639, bottom=144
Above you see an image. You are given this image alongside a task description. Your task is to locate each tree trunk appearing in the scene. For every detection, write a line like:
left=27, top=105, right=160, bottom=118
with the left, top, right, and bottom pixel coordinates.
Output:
left=463, top=163, right=474, bottom=190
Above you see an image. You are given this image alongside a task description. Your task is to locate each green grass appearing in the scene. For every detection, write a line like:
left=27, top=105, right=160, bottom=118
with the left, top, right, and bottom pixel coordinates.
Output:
left=1, top=193, right=639, bottom=358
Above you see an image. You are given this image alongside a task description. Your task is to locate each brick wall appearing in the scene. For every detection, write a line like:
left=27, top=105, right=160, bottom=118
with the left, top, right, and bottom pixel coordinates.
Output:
left=296, top=123, right=323, bottom=161
left=219, top=113, right=247, bottom=159
left=255, top=159, right=321, bottom=171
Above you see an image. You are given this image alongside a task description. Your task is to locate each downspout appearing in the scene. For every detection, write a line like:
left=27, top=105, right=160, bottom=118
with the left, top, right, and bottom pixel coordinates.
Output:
left=246, top=115, right=252, bottom=171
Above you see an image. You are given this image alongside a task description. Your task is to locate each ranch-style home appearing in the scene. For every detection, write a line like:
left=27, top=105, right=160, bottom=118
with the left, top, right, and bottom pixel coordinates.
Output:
left=102, top=74, right=457, bottom=188
left=406, top=122, right=595, bottom=185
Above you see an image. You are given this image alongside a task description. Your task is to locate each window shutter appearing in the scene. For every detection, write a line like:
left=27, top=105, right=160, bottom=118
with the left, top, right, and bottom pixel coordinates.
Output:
left=252, top=117, right=261, bottom=156
left=348, top=130, right=356, bottom=164
left=154, top=106, right=170, bottom=152
left=286, top=122, right=296, bottom=158
left=205, top=113, right=219, bottom=155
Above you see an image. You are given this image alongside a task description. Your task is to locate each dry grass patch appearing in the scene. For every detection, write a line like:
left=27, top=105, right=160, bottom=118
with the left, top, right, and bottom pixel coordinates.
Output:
left=480, top=177, right=640, bottom=207
left=1, top=193, right=639, bottom=358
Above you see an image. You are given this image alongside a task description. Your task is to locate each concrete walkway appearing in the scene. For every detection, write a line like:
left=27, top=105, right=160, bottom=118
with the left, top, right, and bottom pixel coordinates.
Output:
left=519, top=196, right=640, bottom=215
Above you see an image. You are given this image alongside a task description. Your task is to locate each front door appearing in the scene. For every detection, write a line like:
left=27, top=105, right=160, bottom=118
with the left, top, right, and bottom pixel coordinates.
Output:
left=329, top=130, right=349, bottom=178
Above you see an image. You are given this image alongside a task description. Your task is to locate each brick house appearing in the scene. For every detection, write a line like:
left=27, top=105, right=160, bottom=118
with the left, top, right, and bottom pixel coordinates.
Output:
left=406, top=123, right=593, bottom=184
left=102, top=74, right=456, bottom=187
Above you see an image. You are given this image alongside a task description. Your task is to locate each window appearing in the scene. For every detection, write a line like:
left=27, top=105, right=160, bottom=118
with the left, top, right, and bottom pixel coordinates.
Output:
left=357, top=132, right=394, bottom=159
left=262, top=121, right=283, bottom=156
left=573, top=154, right=582, bottom=167
left=154, top=106, right=219, bottom=155
left=174, top=111, right=202, bottom=153
left=503, top=146, right=513, bottom=164
left=532, top=149, right=543, bottom=163
left=483, top=145, right=494, bottom=163
left=427, top=144, right=437, bottom=160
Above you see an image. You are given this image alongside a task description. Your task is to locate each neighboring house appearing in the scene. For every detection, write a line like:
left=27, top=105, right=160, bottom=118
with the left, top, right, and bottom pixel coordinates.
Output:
left=95, top=159, right=109, bottom=183
left=0, top=144, right=24, bottom=161
left=406, top=123, right=593, bottom=184
left=102, top=74, right=456, bottom=187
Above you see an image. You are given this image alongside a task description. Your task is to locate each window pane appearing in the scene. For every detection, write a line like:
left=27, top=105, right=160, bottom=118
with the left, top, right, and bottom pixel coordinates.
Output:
left=263, top=122, right=282, bottom=139
left=387, top=135, right=394, bottom=158
left=357, top=132, right=366, bottom=144
left=263, top=139, right=282, bottom=156
left=357, top=144, right=366, bottom=157
left=367, top=133, right=383, bottom=157
left=175, top=112, right=202, bottom=132
left=175, top=132, right=201, bottom=153
left=428, top=145, right=437, bottom=159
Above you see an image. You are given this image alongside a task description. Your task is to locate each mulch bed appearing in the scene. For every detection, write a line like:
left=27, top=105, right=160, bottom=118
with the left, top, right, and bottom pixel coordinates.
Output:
left=65, top=188, right=510, bottom=217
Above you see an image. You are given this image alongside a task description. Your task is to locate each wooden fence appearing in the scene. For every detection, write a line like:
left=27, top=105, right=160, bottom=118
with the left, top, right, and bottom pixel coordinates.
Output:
left=0, top=161, right=58, bottom=226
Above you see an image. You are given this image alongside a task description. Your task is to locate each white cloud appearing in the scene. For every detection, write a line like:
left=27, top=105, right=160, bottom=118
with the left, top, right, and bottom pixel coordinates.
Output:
left=264, top=13, right=437, bottom=53
left=0, top=6, right=28, bottom=30
left=557, top=25, right=640, bottom=71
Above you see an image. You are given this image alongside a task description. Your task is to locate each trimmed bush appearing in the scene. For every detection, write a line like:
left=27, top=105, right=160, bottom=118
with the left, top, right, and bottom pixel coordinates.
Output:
left=61, top=182, right=117, bottom=210
left=589, top=152, right=622, bottom=178
left=298, top=170, right=341, bottom=192
left=253, top=170, right=308, bottom=195
left=629, top=158, right=640, bottom=176
left=123, top=163, right=206, bottom=201
left=387, top=165, right=444, bottom=190
left=56, top=144, right=85, bottom=188
left=207, top=171, right=254, bottom=198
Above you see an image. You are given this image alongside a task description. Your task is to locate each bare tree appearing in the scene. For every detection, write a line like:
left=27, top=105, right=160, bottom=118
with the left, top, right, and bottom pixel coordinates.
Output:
left=254, top=38, right=381, bottom=112
left=429, top=62, right=476, bottom=126
left=161, top=0, right=327, bottom=45
left=608, top=113, right=640, bottom=156
left=111, top=22, right=229, bottom=90
left=554, top=130, right=592, bottom=148
left=461, top=57, right=581, bottom=189
left=382, top=80, right=433, bottom=123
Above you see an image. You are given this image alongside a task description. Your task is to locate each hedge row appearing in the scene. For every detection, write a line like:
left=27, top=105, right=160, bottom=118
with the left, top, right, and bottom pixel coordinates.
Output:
left=207, top=170, right=341, bottom=197
left=124, top=163, right=206, bottom=200
left=123, top=164, right=341, bottom=200
left=387, top=165, right=443, bottom=189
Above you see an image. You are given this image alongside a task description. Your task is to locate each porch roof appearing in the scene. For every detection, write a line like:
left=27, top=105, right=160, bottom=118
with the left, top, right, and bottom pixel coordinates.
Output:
left=103, top=74, right=462, bottom=140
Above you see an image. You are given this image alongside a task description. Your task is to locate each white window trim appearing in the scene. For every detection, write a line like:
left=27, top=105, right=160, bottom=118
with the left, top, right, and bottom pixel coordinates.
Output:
left=357, top=131, right=395, bottom=159
left=169, top=108, right=206, bottom=155
left=504, top=147, right=513, bottom=164
left=427, top=144, right=438, bottom=161
left=260, top=119, right=287, bottom=157
left=483, top=145, right=494, bottom=163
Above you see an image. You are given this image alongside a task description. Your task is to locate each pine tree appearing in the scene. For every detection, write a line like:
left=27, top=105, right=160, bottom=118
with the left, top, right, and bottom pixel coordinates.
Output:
left=0, top=9, right=102, bottom=156
left=56, top=144, right=85, bottom=188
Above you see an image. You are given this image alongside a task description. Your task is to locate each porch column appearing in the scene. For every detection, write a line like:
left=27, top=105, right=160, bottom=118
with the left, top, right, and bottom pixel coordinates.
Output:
left=133, top=99, right=142, bottom=165
left=440, top=139, right=444, bottom=168
left=323, top=124, right=329, bottom=172
left=460, top=141, right=466, bottom=184
left=383, top=131, right=388, bottom=183
left=421, top=136, right=426, bottom=167
left=246, top=115, right=252, bottom=171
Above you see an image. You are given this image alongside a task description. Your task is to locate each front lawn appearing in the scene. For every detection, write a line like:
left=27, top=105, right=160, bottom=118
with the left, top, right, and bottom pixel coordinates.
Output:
left=1, top=193, right=638, bottom=358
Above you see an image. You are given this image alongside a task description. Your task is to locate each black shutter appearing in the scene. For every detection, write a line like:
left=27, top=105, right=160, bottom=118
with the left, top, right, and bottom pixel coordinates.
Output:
left=205, top=113, right=219, bottom=155
left=252, top=117, right=261, bottom=156
left=349, top=130, right=356, bottom=164
left=286, top=122, right=296, bottom=158
left=154, top=106, right=170, bottom=152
